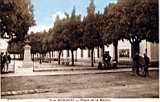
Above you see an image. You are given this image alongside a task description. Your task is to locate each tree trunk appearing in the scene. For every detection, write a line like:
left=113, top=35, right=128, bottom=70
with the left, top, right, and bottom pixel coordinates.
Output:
left=58, top=51, right=62, bottom=65
left=31, top=54, right=32, bottom=59
left=101, top=45, right=105, bottom=62
left=20, top=53, right=23, bottom=60
left=94, top=51, right=96, bottom=63
left=91, top=48, right=94, bottom=67
left=40, top=53, right=42, bottom=64
left=32, top=54, right=34, bottom=59
left=49, top=51, right=51, bottom=63
left=51, top=51, right=53, bottom=58
left=113, top=40, right=118, bottom=63
left=52, top=51, right=54, bottom=63
left=97, top=47, right=100, bottom=58
left=67, top=50, right=69, bottom=57
left=71, top=50, right=74, bottom=66
left=75, top=50, right=77, bottom=62
left=33, top=54, right=34, bottom=61
left=131, top=41, right=140, bottom=58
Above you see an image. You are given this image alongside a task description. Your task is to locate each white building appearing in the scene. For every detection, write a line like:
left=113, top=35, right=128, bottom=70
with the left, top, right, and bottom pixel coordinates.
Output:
left=44, top=40, right=159, bottom=63
left=0, top=38, right=8, bottom=53
left=0, top=38, right=159, bottom=63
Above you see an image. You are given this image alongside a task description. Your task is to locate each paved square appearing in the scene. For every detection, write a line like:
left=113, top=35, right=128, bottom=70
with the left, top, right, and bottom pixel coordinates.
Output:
left=1, top=70, right=159, bottom=99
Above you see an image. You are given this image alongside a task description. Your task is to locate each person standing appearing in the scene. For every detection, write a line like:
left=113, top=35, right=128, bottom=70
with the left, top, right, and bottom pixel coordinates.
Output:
left=143, top=53, right=150, bottom=77
left=7, top=53, right=11, bottom=63
left=107, top=52, right=111, bottom=67
left=1, top=52, right=4, bottom=73
left=1, top=52, right=5, bottom=73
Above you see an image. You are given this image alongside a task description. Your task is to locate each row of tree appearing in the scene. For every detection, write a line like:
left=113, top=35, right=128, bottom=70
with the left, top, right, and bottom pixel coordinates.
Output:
left=6, top=0, right=158, bottom=67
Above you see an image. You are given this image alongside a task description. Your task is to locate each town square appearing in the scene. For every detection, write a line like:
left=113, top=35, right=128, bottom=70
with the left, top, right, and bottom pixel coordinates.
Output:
left=0, top=0, right=159, bottom=100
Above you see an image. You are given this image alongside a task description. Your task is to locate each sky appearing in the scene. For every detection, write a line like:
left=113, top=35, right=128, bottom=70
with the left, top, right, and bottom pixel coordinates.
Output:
left=29, top=0, right=117, bottom=33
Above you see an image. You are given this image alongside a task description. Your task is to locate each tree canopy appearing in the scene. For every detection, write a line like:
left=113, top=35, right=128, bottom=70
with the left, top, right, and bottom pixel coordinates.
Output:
left=0, top=0, right=35, bottom=40
left=7, top=0, right=158, bottom=66
left=116, top=0, right=158, bottom=43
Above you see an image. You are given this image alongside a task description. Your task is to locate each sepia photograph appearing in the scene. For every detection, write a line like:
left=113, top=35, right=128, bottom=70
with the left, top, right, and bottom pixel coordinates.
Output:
left=0, top=0, right=159, bottom=101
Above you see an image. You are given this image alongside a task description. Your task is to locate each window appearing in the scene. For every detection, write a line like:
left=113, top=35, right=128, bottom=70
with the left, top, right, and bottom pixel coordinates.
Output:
left=119, top=49, right=129, bottom=58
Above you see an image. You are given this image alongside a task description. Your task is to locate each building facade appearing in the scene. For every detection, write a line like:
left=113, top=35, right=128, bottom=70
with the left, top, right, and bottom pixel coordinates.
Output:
left=0, top=38, right=8, bottom=53
left=43, top=40, right=159, bottom=63
left=0, top=38, right=159, bottom=62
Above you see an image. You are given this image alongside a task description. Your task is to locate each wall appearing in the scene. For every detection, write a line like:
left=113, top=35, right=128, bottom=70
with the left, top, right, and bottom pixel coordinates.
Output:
left=34, top=40, right=159, bottom=62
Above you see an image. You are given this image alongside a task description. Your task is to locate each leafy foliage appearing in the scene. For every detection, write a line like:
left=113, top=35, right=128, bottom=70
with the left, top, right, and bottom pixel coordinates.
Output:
left=0, top=0, right=35, bottom=40
left=7, top=0, right=158, bottom=66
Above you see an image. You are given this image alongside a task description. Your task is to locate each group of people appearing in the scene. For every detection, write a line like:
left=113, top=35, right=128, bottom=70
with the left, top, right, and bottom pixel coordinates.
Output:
left=103, top=51, right=112, bottom=68
left=0, top=52, right=11, bottom=73
left=133, top=53, right=150, bottom=77
left=101, top=51, right=150, bottom=77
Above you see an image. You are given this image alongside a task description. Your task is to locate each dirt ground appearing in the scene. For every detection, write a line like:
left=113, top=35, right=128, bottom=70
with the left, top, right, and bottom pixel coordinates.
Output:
left=1, top=70, right=159, bottom=99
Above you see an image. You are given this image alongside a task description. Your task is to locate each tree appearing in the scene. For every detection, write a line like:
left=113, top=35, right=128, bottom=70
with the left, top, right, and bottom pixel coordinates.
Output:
left=0, top=0, right=35, bottom=40
left=62, top=7, right=82, bottom=66
left=51, top=16, right=67, bottom=65
left=116, top=0, right=158, bottom=57
left=103, top=3, right=126, bottom=63
left=82, top=0, right=103, bottom=67
left=28, top=30, right=52, bottom=63
left=7, top=40, right=25, bottom=59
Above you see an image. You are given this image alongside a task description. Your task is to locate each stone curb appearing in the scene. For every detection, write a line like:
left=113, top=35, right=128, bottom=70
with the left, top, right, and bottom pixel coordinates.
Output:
left=33, top=65, right=133, bottom=72
left=1, top=89, right=51, bottom=96
left=1, top=68, right=158, bottom=77
left=33, top=67, right=97, bottom=72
